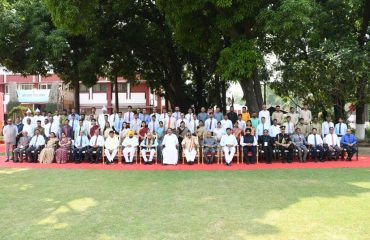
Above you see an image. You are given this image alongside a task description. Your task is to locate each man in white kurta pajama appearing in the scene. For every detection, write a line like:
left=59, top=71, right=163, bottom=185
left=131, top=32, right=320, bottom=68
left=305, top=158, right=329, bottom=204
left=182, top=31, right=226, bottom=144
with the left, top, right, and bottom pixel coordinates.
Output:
left=220, top=128, right=238, bottom=166
left=162, top=129, right=179, bottom=165
left=182, top=131, right=199, bottom=164
left=122, top=130, right=139, bottom=163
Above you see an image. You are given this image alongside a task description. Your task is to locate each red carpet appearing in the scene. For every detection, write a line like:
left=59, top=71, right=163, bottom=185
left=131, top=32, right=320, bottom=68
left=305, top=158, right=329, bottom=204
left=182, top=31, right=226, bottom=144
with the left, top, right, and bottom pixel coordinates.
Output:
left=0, top=156, right=369, bottom=171
left=1, top=144, right=369, bottom=170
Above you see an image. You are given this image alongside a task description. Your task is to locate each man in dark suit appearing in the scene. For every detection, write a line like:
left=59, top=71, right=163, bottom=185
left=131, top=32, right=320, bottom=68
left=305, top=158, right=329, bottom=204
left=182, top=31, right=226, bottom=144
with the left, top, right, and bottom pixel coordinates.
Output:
left=241, top=128, right=257, bottom=164
left=258, top=129, right=274, bottom=164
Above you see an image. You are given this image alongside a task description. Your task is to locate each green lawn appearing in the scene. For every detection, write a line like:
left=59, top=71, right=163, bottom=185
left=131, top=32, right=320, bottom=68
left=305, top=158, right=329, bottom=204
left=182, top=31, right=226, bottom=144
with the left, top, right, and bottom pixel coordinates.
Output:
left=0, top=168, right=369, bottom=240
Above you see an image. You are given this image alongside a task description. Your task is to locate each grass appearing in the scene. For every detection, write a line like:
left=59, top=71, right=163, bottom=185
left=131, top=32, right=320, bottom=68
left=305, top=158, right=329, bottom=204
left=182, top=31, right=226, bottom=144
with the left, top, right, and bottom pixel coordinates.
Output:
left=0, top=168, right=369, bottom=240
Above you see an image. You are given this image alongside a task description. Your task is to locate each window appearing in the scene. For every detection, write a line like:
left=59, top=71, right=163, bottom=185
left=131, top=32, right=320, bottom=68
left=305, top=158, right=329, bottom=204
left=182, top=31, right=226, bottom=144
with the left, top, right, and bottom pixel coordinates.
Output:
left=39, top=84, right=52, bottom=90
left=19, top=84, right=33, bottom=90
left=92, top=83, right=107, bottom=92
left=5, top=84, right=9, bottom=94
left=80, top=85, right=89, bottom=92
left=113, top=83, right=127, bottom=92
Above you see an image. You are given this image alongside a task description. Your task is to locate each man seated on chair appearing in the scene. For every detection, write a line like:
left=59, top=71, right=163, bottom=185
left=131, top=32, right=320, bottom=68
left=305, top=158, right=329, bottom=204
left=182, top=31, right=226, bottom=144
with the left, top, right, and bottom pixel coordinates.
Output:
left=307, top=128, right=325, bottom=162
left=258, top=129, right=274, bottom=164
left=73, top=130, right=90, bottom=164
left=220, top=128, right=238, bottom=166
left=340, top=129, right=357, bottom=161
left=13, top=131, right=31, bottom=163
left=324, top=127, right=341, bottom=160
left=122, top=130, right=139, bottom=164
left=104, top=130, right=119, bottom=165
left=275, top=126, right=293, bottom=163
left=240, top=128, right=257, bottom=164
left=291, top=128, right=309, bottom=163
left=87, top=129, right=105, bottom=164
left=203, top=131, right=218, bottom=164
left=25, top=129, right=46, bottom=163
left=140, top=132, right=158, bottom=164
left=162, top=128, right=179, bottom=165
left=182, top=131, right=199, bottom=165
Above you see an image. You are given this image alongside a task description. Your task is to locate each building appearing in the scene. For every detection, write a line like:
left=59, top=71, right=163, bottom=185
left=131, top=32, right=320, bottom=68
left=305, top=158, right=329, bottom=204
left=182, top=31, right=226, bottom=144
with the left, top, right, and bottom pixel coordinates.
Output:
left=0, top=72, right=164, bottom=126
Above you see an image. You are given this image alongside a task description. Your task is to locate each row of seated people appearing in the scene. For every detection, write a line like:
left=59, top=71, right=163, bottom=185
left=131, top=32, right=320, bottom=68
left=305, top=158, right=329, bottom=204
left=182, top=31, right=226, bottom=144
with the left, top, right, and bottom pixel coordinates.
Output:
left=10, top=124, right=358, bottom=165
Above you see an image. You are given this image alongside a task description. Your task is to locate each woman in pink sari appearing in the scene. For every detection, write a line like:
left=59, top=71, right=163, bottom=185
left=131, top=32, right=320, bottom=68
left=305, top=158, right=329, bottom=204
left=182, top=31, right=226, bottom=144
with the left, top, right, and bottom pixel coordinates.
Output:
left=232, top=122, right=242, bottom=142
left=55, top=132, right=72, bottom=163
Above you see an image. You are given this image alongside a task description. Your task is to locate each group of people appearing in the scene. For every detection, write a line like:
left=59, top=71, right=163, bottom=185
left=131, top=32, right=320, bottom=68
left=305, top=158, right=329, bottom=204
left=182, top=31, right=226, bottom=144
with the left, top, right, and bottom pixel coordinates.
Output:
left=2, top=104, right=358, bottom=166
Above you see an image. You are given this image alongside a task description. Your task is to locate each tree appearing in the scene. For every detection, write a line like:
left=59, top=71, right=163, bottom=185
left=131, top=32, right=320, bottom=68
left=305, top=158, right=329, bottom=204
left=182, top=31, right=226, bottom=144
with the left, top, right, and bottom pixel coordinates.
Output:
left=0, top=0, right=101, bottom=112
left=157, top=0, right=270, bottom=113
left=259, top=0, right=369, bottom=134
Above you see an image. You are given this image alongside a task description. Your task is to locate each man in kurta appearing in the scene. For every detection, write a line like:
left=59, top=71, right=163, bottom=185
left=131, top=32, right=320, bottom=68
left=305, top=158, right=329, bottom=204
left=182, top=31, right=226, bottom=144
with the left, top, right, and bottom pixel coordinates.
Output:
left=2, top=119, right=18, bottom=162
left=203, top=131, right=218, bottom=164
left=162, top=128, right=179, bottom=165
left=220, top=128, right=238, bottom=166
left=122, top=130, right=139, bottom=164
left=104, top=130, right=119, bottom=164
left=140, top=132, right=158, bottom=164
left=13, top=131, right=31, bottom=162
left=182, top=131, right=199, bottom=164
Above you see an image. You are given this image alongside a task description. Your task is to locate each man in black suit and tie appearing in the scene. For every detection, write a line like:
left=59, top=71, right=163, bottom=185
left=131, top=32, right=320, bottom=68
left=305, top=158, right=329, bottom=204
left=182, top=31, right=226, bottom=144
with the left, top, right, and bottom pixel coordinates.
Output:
left=258, top=129, right=274, bottom=164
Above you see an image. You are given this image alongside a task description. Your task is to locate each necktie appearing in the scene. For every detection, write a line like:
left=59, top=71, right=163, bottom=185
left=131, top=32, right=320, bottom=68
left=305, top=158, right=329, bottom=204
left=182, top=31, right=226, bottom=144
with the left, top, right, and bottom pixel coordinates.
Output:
left=113, top=114, right=116, bottom=125
left=118, top=120, right=121, bottom=131
left=79, top=136, right=82, bottom=147
left=129, top=112, right=131, bottom=122
left=153, top=122, right=155, bottom=133
left=49, top=124, right=51, bottom=134
left=210, top=118, right=212, bottom=130
left=314, top=135, right=317, bottom=146
left=331, top=134, right=334, bottom=146
left=299, top=136, right=301, bottom=141
left=339, top=123, right=342, bottom=134
left=168, top=118, right=171, bottom=129
left=194, top=121, right=196, bottom=133
left=72, top=120, right=74, bottom=130
left=263, top=124, right=265, bottom=131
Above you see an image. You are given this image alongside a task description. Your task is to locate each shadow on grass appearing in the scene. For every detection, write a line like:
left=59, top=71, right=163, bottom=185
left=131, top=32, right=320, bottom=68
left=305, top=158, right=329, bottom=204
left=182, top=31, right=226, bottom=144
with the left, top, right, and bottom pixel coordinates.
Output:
left=0, top=168, right=369, bottom=239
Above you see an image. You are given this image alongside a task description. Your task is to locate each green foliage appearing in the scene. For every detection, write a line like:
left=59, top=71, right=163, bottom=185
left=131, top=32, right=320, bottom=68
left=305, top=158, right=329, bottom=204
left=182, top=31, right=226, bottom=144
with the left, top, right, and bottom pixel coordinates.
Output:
left=6, top=101, right=20, bottom=114
left=44, top=103, right=58, bottom=113
left=7, top=105, right=29, bottom=120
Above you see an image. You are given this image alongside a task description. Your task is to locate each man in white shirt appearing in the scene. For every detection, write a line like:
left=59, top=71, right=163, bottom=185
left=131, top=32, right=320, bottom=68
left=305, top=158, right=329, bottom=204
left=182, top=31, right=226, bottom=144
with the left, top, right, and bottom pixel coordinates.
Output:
left=73, top=130, right=90, bottom=163
left=237, top=114, right=246, bottom=131
left=98, top=106, right=108, bottom=131
left=258, top=104, right=271, bottom=125
left=307, top=128, right=325, bottom=162
left=284, top=116, right=295, bottom=135
left=159, top=109, right=168, bottom=122
left=2, top=119, right=18, bottom=162
left=69, top=114, right=79, bottom=139
left=33, top=108, right=45, bottom=127
left=213, top=122, right=226, bottom=143
left=220, top=128, right=238, bottom=166
left=221, top=114, right=233, bottom=131
left=122, top=130, right=139, bottom=163
left=185, top=108, right=194, bottom=123
left=324, top=127, right=341, bottom=159
left=204, top=112, right=217, bottom=133
left=299, top=104, right=312, bottom=125
left=164, top=111, right=176, bottom=131
left=130, top=113, right=141, bottom=133
left=109, top=109, right=119, bottom=132
left=22, top=109, right=34, bottom=126
left=322, top=115, right=334, bottom=138
left=148, top=115, right=159, bottom=134
left=176, top=113, right=189, bottom=129
left=188, top=114, right=199, bottom=135
left=256, top=117, right=271, bottom=137
left=23, top=118, right=35, bottom=138
left=334, top=117, right=347, bottom=138
left=87, top=129, right=105, bottom=163
left=150, top=107, right=161, bottom=121
left=172, top=106, right=182, bottom=121
left=269, top=119, right=281, bottom=139
left=104, top=130, right=119, bottom=164
left=25, top=129, right=45, bottom=163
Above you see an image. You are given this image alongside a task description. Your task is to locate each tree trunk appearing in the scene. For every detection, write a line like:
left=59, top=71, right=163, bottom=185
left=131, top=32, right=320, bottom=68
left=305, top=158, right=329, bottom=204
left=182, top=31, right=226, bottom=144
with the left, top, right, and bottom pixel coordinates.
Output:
left=114, top=76, right=119, bottom=113
left=252, top=68, right=264, bottom=108
left=73, top=81, right=80, bottom=113
left=193, top=58, right=205, bottom=112
left=214, top=75, right=222, bottom=110
left=332, top=94, right=345, bottom=122
left=239, top=77, right=260, bottom=114
left=221, top=80, right=227, bottom=114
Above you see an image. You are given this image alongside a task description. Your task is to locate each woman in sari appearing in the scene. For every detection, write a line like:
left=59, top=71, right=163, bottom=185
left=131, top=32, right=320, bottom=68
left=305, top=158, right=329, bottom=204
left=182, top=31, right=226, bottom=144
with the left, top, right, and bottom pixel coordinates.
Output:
left=232, top=122, right=242, bottom=142
left=196, top=120, right=206, bottom=146
left=138, top=121, right=149, bottom=143
left=55, top=132, right=72, bottom=164
left=176, top=121, right=189, bottom=160
left=245, top=120, right=255, bottom=136
left=119, top=122, right=130, bottom=145
left=103, top=121, right=113, bottom=139
left=38, top=132, right=58, bottom=164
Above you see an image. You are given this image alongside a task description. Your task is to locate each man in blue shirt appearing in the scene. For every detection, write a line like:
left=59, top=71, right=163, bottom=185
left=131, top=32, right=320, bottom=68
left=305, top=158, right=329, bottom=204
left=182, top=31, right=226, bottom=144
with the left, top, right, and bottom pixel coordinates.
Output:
left=340, top=129, right=357, bottom=161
